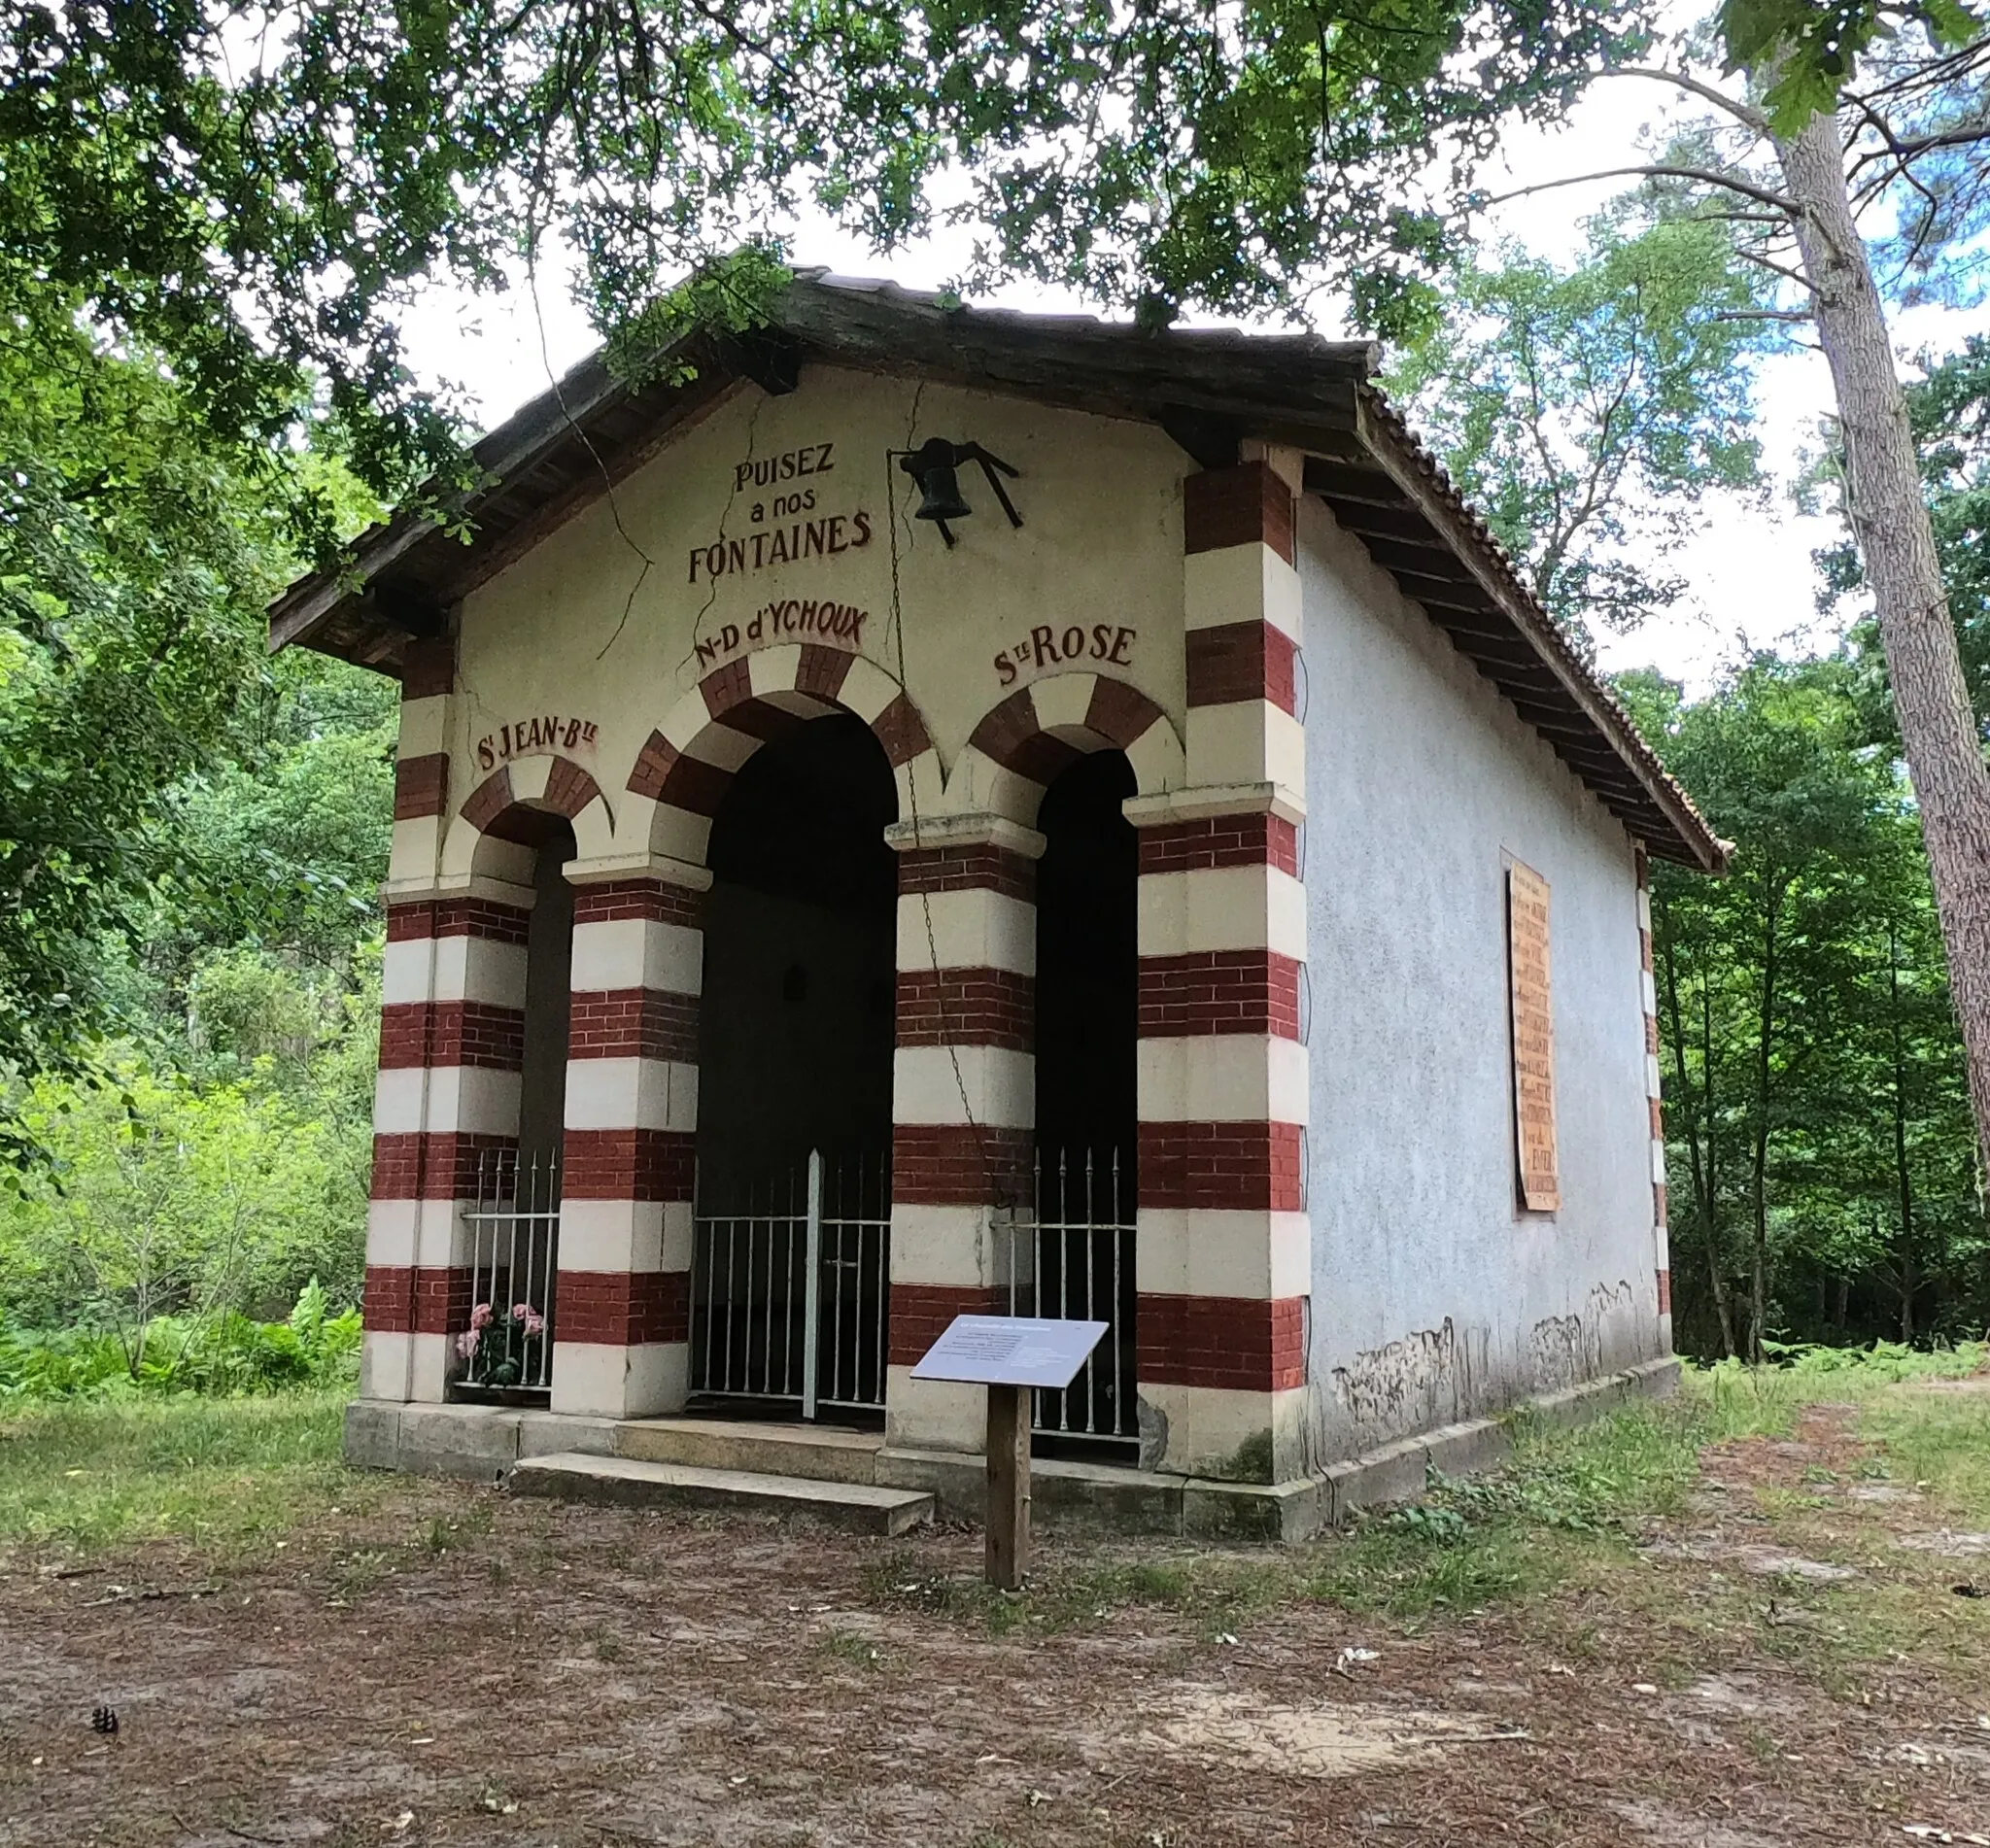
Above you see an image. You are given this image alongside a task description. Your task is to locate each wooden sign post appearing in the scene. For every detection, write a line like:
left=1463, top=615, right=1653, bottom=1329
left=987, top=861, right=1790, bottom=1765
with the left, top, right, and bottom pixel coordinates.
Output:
left=984, top=1382, right=1032, bottom=1591
left=911, top=1314, right=1108, bottom=1590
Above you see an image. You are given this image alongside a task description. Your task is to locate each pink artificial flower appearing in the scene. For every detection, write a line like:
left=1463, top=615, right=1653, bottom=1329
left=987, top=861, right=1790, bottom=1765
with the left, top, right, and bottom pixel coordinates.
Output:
left=455, top=1327, right=481, bottom=1360
left=521, top=1309, right=546, bottom=1337
left=470, top=1302, right=495, bottom=1330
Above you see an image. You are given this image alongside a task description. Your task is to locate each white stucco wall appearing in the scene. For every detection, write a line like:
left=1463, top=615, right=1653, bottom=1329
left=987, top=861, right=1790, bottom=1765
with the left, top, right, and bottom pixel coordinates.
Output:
left=1296, top=496, right=1664, bottom=1464
left=447, top=365, right=1189, bottom=851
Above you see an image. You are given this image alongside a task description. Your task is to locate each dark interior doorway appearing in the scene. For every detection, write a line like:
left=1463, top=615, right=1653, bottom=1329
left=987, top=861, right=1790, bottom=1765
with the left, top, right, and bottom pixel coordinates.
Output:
left=1031, top=749, right=1139, bottom=1446
left=1036, top=749, right=1138, bottom=1190
left=457, top=812, right=571, bottom=1401
left=691, top=713, right=898, bottom=1416
left=516, top=818, right=577, bottom=1174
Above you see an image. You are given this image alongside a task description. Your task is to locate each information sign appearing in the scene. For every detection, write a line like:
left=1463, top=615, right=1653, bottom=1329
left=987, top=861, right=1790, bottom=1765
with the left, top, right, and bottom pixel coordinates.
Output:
left=910, top=1316, right=1109, bottom=1390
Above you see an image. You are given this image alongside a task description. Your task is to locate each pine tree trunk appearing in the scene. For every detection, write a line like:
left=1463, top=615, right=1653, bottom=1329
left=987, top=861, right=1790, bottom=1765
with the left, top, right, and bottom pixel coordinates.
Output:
left=1777, top=113, right=1990, bottom=1178
left=1749, top=889, right=1778, bottom=1365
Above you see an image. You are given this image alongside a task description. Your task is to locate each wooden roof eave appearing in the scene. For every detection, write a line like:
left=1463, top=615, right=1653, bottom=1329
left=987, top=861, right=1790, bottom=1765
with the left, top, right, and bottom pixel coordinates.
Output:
left=1332, top=394, right=1726, bottom=873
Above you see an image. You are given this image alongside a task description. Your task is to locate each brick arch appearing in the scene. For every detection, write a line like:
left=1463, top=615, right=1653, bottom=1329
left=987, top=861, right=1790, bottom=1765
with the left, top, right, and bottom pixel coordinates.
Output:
left=957, top=670, right=1184, bottom=821
left=458, top=756, right=606, bottom=844
left=625, top=642, right=938, bottom=859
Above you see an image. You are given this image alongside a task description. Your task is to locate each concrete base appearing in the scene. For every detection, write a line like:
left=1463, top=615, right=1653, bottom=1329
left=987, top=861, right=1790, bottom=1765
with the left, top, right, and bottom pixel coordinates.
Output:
left=341, top=1355, right=1680, bottom=1539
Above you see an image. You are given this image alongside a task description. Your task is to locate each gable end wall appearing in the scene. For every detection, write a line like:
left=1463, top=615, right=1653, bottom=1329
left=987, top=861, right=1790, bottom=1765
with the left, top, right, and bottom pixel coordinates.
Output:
left=1294, top=495, right=1664, bottom=1465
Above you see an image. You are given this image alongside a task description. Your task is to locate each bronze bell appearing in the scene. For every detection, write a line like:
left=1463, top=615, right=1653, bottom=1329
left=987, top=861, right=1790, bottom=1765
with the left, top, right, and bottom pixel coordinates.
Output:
left=902, top=438, right=973, bottom=523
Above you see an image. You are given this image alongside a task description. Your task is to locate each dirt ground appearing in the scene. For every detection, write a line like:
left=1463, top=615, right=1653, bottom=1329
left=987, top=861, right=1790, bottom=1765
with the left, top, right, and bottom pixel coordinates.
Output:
left=3, top=1390, right=1987, bottom=1848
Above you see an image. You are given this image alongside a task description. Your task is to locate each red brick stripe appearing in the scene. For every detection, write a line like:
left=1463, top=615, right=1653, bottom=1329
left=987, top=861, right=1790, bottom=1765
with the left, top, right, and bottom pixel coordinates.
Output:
left=1138, top=950, right=1301, bottom=1040
left=385, top=897, right=532, bottom=944
left=701, top=659, right=753, bottom=718
left=796, top=643, right=854, bottom=703
left=571, top=878, right=703, bottom=928
left=459, top=768, right=515, bottom=834
left=557, top=1270, right=691, bottom=1346
left=1184, top=462, right=1295, bottom=565
left=887, top=1283, right=1002, bottom=1368
left=1656, top=1268, right=1672, bottom=1317
left=1084, top=677, right=1165, bottom=750
left=542, top=757, right=602, bottom=819
left=1137, top=1293, right=1306, bottom=1392
left=627, top=730, right=679, bottom=801
left=968, top=688, right=1084, bottom=785
left=401, top=637, right=456, bottom=702
left=1137, top=1120, right=1303, bottom=1213
left=394, top=753, right=450, bottom=820
left=561, top=1128, right=698, bottom=1202
left=1185, top=621, right=1298, bottom=715
left=874, top=692, right=934, bottom=769
left=363, top=1264, right=474, bottom=1336
left=896, top=968, right=1034, bottom=1050
left=369, top=1132, right=517, bottom=1202
left=891, top=1125, right=1033, bottom=1207
left=379, top=1001, right=526, bottom=1071
left=1137, top=813, right=1299, bottom=878
left=567, top=989, right=701, bottom=1062
left=896, top=842, right=1036, bottom=902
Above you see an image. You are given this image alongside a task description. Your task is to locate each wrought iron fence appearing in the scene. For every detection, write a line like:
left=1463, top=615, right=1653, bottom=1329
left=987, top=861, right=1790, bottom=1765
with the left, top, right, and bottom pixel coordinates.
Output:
left=1005, top=1145, right=1139, bottom=1444
left=456, top=1146, right=560, bottom=1394
left=691, top=1147, right=890, bottom=1416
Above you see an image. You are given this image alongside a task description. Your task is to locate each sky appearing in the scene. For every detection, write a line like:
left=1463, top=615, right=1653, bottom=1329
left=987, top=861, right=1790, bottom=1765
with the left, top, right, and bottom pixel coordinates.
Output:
left=393, top=58, right=1982, bottom=698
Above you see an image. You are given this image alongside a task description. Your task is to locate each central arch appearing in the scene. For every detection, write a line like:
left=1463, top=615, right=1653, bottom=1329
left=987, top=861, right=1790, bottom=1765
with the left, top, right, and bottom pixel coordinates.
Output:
left=624, top=643, right=935, bottom=1420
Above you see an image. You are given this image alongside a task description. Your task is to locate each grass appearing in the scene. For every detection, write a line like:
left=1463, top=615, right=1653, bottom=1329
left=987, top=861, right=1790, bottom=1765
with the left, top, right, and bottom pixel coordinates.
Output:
left=0, top=1388, right=354, bottom=1554
left=867, top=1343, right=1988, bottom=1641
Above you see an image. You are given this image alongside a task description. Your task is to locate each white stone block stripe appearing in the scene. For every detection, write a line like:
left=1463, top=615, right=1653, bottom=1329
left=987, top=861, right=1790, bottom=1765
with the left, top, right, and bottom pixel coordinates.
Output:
left=1137, top=1035, right=1308, bottom=1125
left=1136, top=864, right=1308, bottom=960
left=373, top=1064, right=522, bottom=1137
left=1137, top=1209, right=1312, bottom=1301
left=1186, top=699, right=1305, bottom=793
left=569, top=916, right=703, bottom=995
left=564, top=1057, right=699, bottom=1132
left=892, top=1044, right=1033, bottom=1129
left=1184, top=541, right=1302, bottom=638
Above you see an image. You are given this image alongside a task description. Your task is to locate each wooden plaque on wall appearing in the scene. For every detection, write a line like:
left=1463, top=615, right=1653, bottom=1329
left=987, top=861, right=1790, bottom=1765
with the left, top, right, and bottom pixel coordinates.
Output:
left=1507, top=860, right=1561, bottom=1212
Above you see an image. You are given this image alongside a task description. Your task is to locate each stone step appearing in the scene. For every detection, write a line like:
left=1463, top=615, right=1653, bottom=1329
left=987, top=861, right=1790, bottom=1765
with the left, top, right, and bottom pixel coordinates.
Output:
left=508, top=1452, right=933, bottom=1535
left=616, top=1417, right=882, bottom=1485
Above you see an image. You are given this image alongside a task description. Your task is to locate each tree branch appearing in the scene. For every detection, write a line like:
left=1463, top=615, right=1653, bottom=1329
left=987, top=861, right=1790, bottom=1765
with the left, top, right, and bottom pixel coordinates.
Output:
left=1608, top=65, right=1770, bottom=136
left=1477, top=165, right=1797, bottom=218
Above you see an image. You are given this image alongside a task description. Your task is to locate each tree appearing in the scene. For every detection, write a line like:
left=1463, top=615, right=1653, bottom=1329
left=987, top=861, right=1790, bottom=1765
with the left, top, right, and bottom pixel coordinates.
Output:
left=1831, top=333, right=1990, bottom=741
left=14, top=1, right=1990, bottom=1165
left=1623, top=659, right=1986, bottom=1356
left=1388, top=208, right=1771, bottom=643
left=1512, top=8, right=1990, bottom=1174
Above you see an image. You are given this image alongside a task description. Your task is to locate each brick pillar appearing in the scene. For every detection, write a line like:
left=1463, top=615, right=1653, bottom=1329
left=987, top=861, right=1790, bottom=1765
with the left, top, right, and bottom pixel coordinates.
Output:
left=1635, top=846, right=1672, bottom=1352
left=883, top=817, right=1042, bottom=1451
left=364, top=887, right=532, bottom=1403
left=1124, top=453, right=1311, bottom=1483
left=550, top=863, right=705, bottom=1418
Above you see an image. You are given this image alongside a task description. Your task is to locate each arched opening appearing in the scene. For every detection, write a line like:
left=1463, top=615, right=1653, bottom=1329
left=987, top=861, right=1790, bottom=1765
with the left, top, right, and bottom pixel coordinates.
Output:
left=458, top=812, right=574, bottom=1402
left=1031, top=748, right=1140, bottom=1448
left=691, top=712, right=898, bottom=1419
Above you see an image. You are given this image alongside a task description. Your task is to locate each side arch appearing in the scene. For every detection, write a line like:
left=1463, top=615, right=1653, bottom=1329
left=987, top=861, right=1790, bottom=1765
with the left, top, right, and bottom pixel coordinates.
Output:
left=442, top=752, right=613, bottom=878
left=624, top=642, right=941, bottom=861
left=949, top=671, right=1184, bottom=827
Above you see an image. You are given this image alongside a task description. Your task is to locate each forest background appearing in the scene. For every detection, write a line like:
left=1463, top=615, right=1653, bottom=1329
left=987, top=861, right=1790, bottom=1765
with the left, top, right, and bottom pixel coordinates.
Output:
left=3, top=0, right=1988, bottom=1392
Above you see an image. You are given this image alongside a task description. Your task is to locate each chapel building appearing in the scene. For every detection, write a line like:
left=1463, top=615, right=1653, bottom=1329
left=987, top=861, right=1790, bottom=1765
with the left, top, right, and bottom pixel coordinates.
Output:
left=274, top=273, right=1720, bottom=1532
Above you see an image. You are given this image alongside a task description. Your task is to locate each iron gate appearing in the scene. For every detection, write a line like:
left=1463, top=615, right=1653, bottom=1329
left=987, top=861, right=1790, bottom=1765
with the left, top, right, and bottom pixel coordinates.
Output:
left=690, top=1147, right=890, bottom=1416
left=1004, top=1145, right=1139, bottom=1444
left=455, top=1147, right=560, bottom=1394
